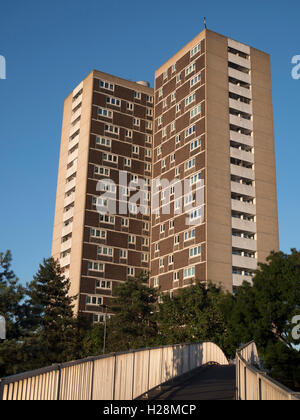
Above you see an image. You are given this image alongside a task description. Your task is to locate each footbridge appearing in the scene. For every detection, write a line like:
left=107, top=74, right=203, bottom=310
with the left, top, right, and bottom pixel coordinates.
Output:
left=0, top=341, right=299, bottom=401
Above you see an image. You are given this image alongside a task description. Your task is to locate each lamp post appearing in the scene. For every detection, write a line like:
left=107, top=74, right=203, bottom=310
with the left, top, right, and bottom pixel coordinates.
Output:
left=102, top=305, right=108, bottom=355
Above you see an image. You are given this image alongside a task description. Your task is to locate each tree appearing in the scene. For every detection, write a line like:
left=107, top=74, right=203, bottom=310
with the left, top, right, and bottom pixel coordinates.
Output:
left=107, top=272, right=158, bottom=352
left=26, top=257, right=78, bottom=366
left=223, top=250, right=300, bottom=389
left=0, top=251, right=28, bottom=377
left=157, top=282, right=237, bottom=357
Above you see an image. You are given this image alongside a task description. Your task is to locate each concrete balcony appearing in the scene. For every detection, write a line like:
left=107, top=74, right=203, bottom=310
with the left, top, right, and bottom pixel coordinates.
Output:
left=69, top=120, right=81, bottom=137
left=64, top=193, right=75, bottom=208
left=62, top=223, right=73, bottom=237
left=71, top=107, right=81, bottom=124
left=233, top=274, right=253, bottom=287
left=228, top=52, right=251, bottom=70
left=228, top=39, right=250, bottom=55
left=231, top=165, right=255, bottom=182
left=230, top=114, right=253, bottom=131
left=232, top=217, right=256, bottom=233
left=68, top=134, right=79, bottom=151
left=229, top=83, right=252, bottom=100
left=232, top=236, right=257, bottom=251
left=65, top=178, right=76, bottom=194
left=63, top=207, right=74, bottom=222
left=229, top=98, right=252, bottom=115
left=231, top=181, right=255, bottom=197
left=230, top=147, right=254, bottom=164
left=66, top=160, right=77, bottom=179
left=72, top=94, right=82, bottom=111
left=67, top=148, right=79, bottom=164
left=61, top=239, right=72, bottom=253
left=230, top=130, right=254, bottom=147
left=231, top=199, right=256, bottom=215
left=232, top=255, right=257, bottom=270
left=60, top=254, right=70, bottom=268
left=228, top=67, right=251, bottom=84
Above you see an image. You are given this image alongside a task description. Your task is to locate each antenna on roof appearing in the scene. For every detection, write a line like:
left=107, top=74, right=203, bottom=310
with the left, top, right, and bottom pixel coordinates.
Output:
left=204, top=17, right=207, bottom=29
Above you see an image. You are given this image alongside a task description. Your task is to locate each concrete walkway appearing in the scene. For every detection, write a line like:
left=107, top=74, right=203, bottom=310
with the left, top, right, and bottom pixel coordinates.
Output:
left=156, top=365, right=236, bottom=401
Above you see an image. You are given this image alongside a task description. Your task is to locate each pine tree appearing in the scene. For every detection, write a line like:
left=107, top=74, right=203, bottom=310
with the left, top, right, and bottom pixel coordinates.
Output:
left=26, top=257, right=78, bottom=366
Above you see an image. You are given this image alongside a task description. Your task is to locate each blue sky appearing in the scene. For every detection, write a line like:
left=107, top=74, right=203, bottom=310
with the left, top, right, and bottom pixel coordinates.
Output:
left=0, top=0, right=299, bottom=284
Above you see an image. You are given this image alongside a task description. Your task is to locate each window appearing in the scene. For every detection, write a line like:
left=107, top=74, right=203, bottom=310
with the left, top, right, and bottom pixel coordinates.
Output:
left=142, top=238, right=149, bottom=247
left=88, top=262, right=104, bottom=272
left=155, top=243, right=160, bottom=252
left=163, top=99, right=167, bottom=108
left=145, top=148, right=152, bottom=158
left=172, top=63, right=176, bottom=73
left=185, top=158, right=196, bottom=171
left=146, top=135, right=152, bottom=144
left=127, top=267, right=135, bottom=276
left=127, top=102, right=134, bottom=111
left=142, top=253, right=149, bottom=262
left=174, top=235, right=180, bottom=245
left=144, top=163, right=151, bottom=172
left=175, top=167, right=180, bottom=177
left=106, top=97, right=120, bottom=106
left=104, top=124, right=119, bottom=135
left=146, top=95, right=153, bottom=103
left=190, top=43, right=201, bottom=57
left=120, top=249, right=127, bottom=259
left=125, top=130, right=132, bottom=138
left=94, top=166, right=110, bottom=176
left=134, top=91, right=141, bottom=100
left=183, top=266, right=195, bottom=279
left=86, top=295, right=103, bottom=306
left=143, top=222, right=149, bottom=231
left=96, top=136, right=111, bottom=147
left=124, top=158, right=131, bottom=167
left=170, top=153, right=175, bottom=163
left=103, top=152, right=118, bottom=163
left=100, top=215, right=115, bottom=224
left=190, top=246, right=202, bottom=258
left=154, top=277, right=159, bottom=287
left=146, top=108, right=153, bottom=117
left=146, top=121, right=152, bottom=130
left=98, top=107, right=112, bottom=118
left=190, top=207, right=203, bottom=222
left=174, top=272, right=179, bottom=282
left=190, top=104, right=201, bottom=119
left=160, top=224, right=165, bottom=233
left=185, top=63, right=196, bottom=76
left=163, top=70, right=168, bottom=80
left=190, top=172, right=202, bottom=185
left=159, top=258, right=164, bottom=268
left=133, top=118, right=140, bottom=126
left=99, top=80, right=114, bottom=91
left=161, top=159, right=166, bottom=169
left=169, top=220, right=174, bottom=229
left=190, top=138, right=202, bottom=151
left=184, top=229, right=196, bottom=241
left=132, top=145, right=139, bottom=155
left=176, top=104, right=181, bottom=113
left=121, top=218, right=129, bottom=227
left=96, top=280, right=111, bottom=290
left=175, top=134, right=181, bottom=144
left=185, top=124, right=196, bottom=138
left=128, top=235, right=136, bottom=244
left=162, top=127, right=167, bottom=137
left=98, top=246, right=113, bottom=257
left=168, top=255, right=174, bottom=265
left=170, top=122, right=175, bottom=132
left=171, top=92, right=176, bottom=102
left=190, top=72, right=201, bottom=87
left=157, top=146, right=162, bottom=156
left=158, top=116, right=162, bottom=126
left=90, top=228, right=106, bottom=239
left=176, top=73, right=182, bottom=83
left=185, top=93, right=196, bottom=106
left=158, top=88, right=163, bottom=97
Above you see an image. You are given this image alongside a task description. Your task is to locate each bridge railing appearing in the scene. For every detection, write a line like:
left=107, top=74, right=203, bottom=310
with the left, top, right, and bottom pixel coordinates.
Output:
left=0, top=342, right=228, bottom=400
left=236, top=341, right=300, bottom=401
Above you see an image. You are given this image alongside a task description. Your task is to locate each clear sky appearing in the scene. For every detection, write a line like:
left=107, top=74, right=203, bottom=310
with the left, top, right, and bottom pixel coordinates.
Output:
left=0, top=0, right=299, bottom=285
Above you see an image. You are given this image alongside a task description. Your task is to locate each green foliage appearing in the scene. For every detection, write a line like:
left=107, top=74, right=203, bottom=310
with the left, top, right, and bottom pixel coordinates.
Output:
left=158, top=282, right=238, bottom=357
left=106, top=272, right=159, bottom=352
left=26, top=257, right=78, bottom=366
